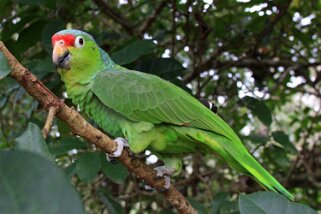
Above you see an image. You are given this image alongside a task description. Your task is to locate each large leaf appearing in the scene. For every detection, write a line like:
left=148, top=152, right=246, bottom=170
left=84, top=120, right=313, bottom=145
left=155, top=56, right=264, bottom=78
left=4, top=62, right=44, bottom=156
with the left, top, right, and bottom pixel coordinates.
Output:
left=247, top=134, right=268, bottom=145
left=272, top=131, right=297, bottom=153
left=219, top=201, right=240, bottom=214
left=0, top=52, right=10, bottom=80
left=76, top=152, right=101, bottom=183
left=134, top=58, right=185, bottom=81
left=111, top=40, right=156, bottom=65
left=12, top=20, right=46, bottom=56
left=41, top=19, right=66, bottom=53
left=15, top=122, right=52, bottom=160
left=100, top=153, right=128, bottom=184
left=211, top=192, right=230, bottom=214
left=0, top=150, right=84, bottom=214
left=263, top=145, right=290, bottom=168
left=187, top=197, right=207, bottom=214
left=239, top=192, right=317, bottom=214
left=242, top=96, right=272, bottom=126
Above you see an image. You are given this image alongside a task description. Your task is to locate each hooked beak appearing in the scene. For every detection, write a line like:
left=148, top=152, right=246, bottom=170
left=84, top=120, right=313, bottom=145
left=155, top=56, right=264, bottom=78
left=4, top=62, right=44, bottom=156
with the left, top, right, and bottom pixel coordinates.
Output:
left=52, top=41, right=71, bottom=69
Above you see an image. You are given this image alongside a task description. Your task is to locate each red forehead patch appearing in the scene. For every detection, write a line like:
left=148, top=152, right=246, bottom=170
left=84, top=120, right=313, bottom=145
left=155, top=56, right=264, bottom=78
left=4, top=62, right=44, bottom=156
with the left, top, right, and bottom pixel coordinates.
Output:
left=52, top=34, right=76, bottom=47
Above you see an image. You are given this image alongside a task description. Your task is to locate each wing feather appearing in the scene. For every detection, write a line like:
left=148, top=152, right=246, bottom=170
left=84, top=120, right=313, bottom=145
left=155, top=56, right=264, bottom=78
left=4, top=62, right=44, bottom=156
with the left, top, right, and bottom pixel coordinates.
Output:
left=92, top=66, right=240, bottom=143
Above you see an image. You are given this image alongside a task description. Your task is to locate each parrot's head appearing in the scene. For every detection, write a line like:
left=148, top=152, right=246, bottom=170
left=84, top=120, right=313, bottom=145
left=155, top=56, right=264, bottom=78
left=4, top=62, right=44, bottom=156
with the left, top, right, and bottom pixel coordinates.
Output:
left=51, top=29, right=108, bottom=81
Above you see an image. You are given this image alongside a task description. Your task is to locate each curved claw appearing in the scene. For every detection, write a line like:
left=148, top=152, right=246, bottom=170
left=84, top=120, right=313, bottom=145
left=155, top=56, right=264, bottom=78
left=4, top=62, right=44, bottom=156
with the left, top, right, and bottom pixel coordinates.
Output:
left=154, top=166, right=173, bottom=190
left=106, top=137, right=128, bottom=162
left=154, top=166, right=175, bottom=177
left=163, top=176, right=171, bottom=190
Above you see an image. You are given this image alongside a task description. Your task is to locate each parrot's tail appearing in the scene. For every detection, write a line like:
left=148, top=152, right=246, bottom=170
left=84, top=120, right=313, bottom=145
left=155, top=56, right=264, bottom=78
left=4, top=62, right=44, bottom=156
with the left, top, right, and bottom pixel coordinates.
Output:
left=185, top=129, right=294, bottom=200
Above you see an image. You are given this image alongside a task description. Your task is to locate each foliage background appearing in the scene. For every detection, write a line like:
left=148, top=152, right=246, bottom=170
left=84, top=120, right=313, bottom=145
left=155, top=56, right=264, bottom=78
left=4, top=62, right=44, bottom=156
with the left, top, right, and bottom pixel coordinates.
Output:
left=0, top=0, right=320, bottom=213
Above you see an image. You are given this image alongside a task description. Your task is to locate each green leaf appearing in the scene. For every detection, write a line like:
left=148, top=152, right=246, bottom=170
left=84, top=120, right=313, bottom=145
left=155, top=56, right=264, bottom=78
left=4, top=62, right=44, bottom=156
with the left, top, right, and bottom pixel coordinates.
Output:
left=187, top=197, right=207, bottom=214
left=0, top=0, right=8, bottom=11
left=12, top=20, right=46, bottom=56
left=41, top=19, right=66, bottom=53
left=247, top=134, right=268, bottom=145
left=0, top=150, right=84, bottom=214
left=100, top=153, right=128, bottom=184
left=264, top=145, right=290, bottom=168
left=76, top=152, right=100, bottom=183
left=0, top=52, right=10, bottom=80
left=17, top=0, right=46, bottom=5
left=98, top=190, right=124, bottom=214
left=15, top=122, right=52, bottom=160
left=49, top=137, right=88, bottom=156
left=242, top=96, right=272, bottom=126
left=24, top=57, right=54, bottom=80
left=272, top=131, right=297, bottom=153
left=159, top=209, right=175, bottom=214
left=111, top=40, right=156, bottom=65
left=211, top=192, right=230, bottom=214
left=219, top=201, right=240, bottom=214
left=65, top=162, right=77, bottom=180
left=239, top=192, right=317, bottom=214
left=135, top=58, right=184, bottom=81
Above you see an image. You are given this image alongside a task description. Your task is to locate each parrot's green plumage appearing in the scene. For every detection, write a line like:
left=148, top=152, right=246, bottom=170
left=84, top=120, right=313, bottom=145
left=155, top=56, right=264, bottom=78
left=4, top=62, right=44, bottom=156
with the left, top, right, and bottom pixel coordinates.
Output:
left=52, top=29, right=293, bottom=200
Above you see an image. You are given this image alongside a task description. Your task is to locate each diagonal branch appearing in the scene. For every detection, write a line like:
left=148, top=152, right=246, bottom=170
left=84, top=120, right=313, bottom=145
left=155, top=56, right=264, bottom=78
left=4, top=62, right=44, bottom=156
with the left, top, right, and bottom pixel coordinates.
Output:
left=139, top=0, right=169, bottom=35
left=0, top=41, right=197, bottom=214
left=93, top=0, right=134, bottom=35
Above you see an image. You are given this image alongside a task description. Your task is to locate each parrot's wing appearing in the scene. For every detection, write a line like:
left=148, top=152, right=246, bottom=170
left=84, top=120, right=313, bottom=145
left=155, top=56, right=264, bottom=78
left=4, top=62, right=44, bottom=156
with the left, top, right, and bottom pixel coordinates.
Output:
left=92, top=67, right=293, bottom=200
left=92, top=66, right=240, bottom=145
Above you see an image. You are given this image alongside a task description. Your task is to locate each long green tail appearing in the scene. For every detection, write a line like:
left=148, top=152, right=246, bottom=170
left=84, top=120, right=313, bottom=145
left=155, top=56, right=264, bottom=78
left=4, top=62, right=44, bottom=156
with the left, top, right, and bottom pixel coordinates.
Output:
left=184, top=128, right=294, bottom=200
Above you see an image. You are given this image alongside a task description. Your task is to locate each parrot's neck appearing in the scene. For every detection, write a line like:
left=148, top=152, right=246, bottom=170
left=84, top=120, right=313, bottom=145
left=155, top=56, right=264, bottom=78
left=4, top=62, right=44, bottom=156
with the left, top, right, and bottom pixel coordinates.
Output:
left=59, top=49, right=114, bottom=105
left=58, top=50, right=125, bottom=137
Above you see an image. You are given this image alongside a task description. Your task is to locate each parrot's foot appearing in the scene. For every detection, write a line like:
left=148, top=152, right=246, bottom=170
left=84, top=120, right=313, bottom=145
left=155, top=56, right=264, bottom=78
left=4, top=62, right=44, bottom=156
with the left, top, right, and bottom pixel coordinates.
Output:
left=154, top=166, right=175, bottom=177
left=144, top=166, right=173, bottom=191
left=106, top=137, right=129, bottom=162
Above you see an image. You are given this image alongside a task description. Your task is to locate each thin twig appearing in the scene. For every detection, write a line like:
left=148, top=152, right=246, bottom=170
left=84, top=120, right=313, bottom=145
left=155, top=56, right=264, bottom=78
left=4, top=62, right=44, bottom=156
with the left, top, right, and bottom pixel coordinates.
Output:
left=93, top=0, right=134, bottom=35
left=42, top=106, right=57, bottom=138
left=139, top=0, right=168, bottom=35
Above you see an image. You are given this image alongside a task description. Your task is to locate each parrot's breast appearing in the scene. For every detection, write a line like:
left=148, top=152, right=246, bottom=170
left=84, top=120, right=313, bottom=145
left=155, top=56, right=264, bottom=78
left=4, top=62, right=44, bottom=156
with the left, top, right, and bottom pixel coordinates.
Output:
left=64, top=81, right=126, bottom=137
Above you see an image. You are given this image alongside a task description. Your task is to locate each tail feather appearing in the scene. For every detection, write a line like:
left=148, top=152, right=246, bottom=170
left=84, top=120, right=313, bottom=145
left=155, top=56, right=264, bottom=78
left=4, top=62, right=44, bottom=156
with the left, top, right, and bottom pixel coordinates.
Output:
left=187, top=129, right=294, bottom=200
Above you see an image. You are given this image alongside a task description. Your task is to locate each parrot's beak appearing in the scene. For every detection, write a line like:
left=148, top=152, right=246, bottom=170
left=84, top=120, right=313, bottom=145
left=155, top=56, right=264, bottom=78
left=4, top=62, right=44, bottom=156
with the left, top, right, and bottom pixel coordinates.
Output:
left=52, top=41, right=71, bottom=69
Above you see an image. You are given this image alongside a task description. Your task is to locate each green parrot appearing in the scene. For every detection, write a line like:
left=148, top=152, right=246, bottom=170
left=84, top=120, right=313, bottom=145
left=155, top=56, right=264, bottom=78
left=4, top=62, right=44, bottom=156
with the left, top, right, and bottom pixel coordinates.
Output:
left=52, top=29, right=293, bottom=200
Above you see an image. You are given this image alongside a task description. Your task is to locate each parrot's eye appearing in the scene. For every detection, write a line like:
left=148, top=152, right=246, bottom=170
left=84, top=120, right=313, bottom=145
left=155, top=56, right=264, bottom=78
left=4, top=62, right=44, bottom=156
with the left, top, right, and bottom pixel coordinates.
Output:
left=75, top=36, right=85, bottom=48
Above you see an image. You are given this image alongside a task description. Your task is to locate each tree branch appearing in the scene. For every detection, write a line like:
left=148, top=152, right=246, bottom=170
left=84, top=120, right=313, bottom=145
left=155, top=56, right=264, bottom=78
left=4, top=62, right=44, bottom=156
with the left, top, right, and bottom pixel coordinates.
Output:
left=93, top=0, right=134, bottom=35
left=0, top=41, right=197, bottom=214
left=139, top=0, right=169, bottom=35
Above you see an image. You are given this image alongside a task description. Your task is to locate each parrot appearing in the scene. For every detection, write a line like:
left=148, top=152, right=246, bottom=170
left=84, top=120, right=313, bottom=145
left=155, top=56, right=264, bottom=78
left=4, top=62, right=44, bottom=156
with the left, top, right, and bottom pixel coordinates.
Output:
left=51, top=29, right=293, bottom=200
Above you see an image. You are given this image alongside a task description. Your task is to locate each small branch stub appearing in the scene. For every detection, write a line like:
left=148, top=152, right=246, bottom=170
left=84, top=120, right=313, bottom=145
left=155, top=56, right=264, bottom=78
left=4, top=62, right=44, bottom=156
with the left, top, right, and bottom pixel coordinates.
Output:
left=42, top=107, right=58, bottom=138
